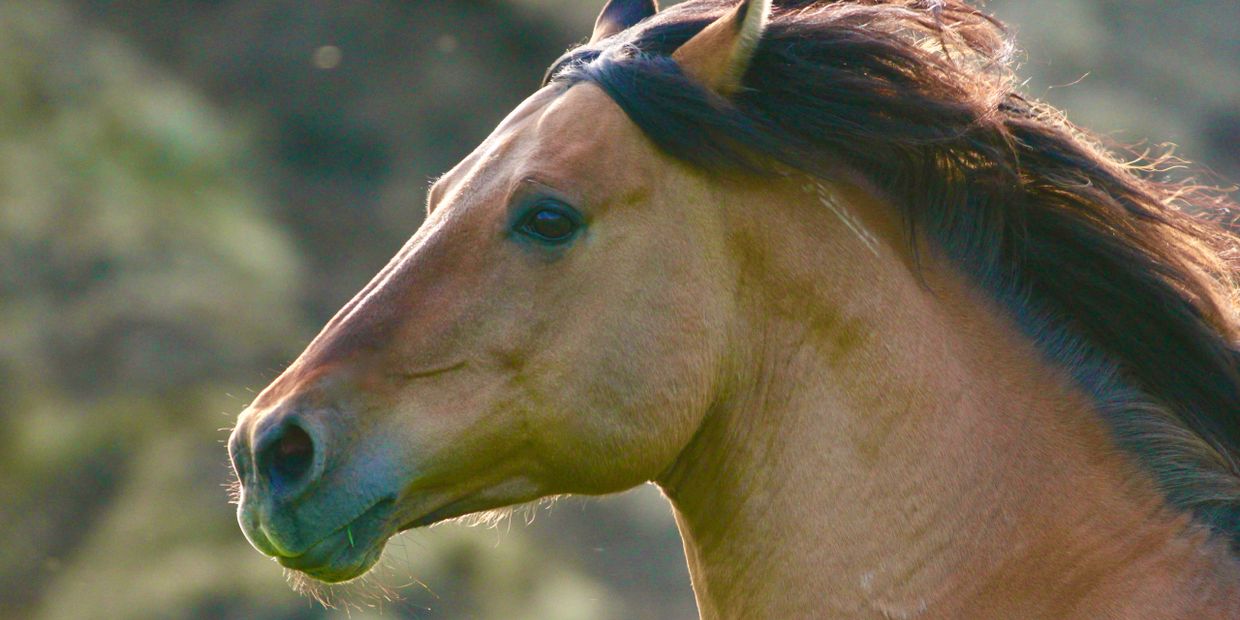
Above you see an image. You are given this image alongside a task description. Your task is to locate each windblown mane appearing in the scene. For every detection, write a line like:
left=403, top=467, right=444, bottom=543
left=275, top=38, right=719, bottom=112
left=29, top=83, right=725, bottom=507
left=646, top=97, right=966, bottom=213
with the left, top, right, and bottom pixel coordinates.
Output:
left=550, top=0, right=1240, bottom=546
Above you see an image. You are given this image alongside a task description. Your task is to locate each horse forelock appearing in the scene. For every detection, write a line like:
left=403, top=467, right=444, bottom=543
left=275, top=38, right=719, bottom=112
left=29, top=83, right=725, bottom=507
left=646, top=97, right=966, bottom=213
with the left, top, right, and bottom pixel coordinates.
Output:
left=553, top=0, right=1240, bottom=548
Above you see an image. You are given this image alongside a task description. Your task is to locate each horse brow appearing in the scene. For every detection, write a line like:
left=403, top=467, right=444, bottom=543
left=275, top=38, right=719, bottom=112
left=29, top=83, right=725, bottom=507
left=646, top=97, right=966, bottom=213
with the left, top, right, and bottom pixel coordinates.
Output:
left=426, top=175, right=447, bottom=213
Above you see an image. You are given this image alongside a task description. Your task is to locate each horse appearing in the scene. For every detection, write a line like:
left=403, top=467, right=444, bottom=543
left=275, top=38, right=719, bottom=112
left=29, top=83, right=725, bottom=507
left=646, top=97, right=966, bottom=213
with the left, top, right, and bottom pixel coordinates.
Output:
left=228, top=0, right=1240, bottom=616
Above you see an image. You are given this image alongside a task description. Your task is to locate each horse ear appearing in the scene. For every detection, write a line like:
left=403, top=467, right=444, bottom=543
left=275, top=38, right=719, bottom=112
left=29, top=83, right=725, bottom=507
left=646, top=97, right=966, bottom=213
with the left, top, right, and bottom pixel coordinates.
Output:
left=672, top=0, right=771, bottom=95
left=590, top=0, right=659, bottom=43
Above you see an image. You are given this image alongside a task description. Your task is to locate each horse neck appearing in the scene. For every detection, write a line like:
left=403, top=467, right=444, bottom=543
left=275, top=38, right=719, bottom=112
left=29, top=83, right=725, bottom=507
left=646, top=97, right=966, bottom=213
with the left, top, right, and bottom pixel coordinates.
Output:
left=656, top=179, right=1240, bottom=619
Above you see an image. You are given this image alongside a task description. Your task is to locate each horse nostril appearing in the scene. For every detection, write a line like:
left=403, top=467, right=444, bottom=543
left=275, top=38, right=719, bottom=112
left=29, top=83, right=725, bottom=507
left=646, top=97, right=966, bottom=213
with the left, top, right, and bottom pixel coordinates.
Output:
left=262, top=423, right=316, bottom=490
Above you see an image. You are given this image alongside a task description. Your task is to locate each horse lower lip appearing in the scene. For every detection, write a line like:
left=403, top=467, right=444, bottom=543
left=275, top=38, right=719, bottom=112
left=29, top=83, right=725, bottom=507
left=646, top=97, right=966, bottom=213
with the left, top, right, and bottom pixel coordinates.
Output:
left=280, top=547, right=374, bottom=582
left=277, top=530, right=374, bottom=582
left=277, top=526, right=354, bottom=569
left=277, top=498, right=394, bottom=578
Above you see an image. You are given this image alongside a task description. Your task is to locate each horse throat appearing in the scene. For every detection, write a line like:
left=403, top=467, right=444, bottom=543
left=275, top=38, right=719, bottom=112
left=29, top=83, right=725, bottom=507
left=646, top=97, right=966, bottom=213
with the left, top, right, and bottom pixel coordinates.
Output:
left=655, top=180, right=1240, bottom=619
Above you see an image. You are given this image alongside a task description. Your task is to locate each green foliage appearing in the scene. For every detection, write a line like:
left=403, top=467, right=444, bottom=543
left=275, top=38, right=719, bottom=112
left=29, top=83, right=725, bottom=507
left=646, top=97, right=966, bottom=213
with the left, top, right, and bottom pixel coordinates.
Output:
left=0, top=2, right=303, bottom=617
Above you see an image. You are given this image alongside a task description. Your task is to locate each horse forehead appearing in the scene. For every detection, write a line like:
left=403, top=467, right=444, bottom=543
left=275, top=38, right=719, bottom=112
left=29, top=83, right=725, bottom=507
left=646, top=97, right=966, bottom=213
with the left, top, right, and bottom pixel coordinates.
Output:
left=528, top=84, right=645, bottom=173
left=440, top=83, right=648, bottom=202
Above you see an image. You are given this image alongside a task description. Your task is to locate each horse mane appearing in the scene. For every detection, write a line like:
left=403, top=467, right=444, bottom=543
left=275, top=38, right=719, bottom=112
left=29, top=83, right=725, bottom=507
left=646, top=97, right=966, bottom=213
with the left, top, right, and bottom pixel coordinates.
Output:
left=550, top=0, right=1240, bottom=547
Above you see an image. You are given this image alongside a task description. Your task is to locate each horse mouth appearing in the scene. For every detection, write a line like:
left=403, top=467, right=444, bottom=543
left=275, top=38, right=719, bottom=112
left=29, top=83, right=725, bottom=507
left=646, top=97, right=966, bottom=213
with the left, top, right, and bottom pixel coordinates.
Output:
left=277, top=483, right=527, bottom=582
left=276, top=498, right=396, bottom=583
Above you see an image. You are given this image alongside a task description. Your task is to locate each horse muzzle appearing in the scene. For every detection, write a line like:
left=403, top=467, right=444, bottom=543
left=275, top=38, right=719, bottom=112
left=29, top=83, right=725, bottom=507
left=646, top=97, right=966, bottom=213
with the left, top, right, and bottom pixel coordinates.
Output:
left=229, top=403, right=398, bottom=582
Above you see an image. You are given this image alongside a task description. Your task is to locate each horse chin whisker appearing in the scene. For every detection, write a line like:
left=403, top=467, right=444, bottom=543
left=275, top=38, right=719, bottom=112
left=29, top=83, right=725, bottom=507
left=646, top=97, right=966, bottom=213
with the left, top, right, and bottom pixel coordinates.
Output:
left=375, top=536, right=439, bottom=602
left=283, top=568, right=339, bottom=609
left=450, top=507, right=515, bottom=530
left=283, top=546, right=428, bottom=613
left=446, top=495, right=565, bottom=531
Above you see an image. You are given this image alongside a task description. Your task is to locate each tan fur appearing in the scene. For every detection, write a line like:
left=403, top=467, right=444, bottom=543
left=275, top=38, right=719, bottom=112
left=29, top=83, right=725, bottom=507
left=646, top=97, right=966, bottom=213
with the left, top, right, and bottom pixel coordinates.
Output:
left=661, top=170, right=1240, bottom=618
left=230, top=77, right=1240, bottom=615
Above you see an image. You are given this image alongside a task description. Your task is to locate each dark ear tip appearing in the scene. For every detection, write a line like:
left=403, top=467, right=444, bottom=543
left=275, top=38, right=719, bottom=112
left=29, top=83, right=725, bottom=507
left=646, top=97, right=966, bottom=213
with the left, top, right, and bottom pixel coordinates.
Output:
left=591, top=0, right=660, bottom=43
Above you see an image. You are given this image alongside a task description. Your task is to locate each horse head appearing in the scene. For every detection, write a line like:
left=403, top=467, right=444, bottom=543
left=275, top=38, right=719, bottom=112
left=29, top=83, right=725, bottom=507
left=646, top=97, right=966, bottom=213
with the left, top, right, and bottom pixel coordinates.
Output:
left=229, top=0, right=769, bottom=583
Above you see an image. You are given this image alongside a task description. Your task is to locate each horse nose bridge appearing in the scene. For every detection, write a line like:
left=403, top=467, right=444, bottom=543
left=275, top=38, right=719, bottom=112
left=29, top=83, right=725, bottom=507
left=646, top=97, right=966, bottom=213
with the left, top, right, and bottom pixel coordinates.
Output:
left=316, top=288, right=417, bottom=365
left=308, top=241, right=456, bottom=370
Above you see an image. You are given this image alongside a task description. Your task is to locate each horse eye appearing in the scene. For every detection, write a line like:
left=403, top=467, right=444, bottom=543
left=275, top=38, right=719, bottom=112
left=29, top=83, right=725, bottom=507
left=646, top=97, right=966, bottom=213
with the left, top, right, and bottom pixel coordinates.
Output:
left=516, top=204, right=580, bottom=243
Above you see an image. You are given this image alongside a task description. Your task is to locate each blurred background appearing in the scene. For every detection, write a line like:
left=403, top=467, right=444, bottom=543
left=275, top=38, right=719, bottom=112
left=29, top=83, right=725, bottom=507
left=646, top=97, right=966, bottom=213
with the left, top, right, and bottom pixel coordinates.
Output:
left=0, top=1, right=1236, bottom=618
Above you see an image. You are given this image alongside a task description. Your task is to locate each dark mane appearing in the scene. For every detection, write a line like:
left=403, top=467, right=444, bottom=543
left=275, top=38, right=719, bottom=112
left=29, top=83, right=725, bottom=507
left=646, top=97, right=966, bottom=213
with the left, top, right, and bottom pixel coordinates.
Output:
left=552, top=0, right=1240, bottom=546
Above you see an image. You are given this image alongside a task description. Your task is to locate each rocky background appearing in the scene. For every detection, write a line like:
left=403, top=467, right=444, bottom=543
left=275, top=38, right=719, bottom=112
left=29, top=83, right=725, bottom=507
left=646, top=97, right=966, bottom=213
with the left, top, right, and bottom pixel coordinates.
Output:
left=1, top=1, right=1236, bottom=618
